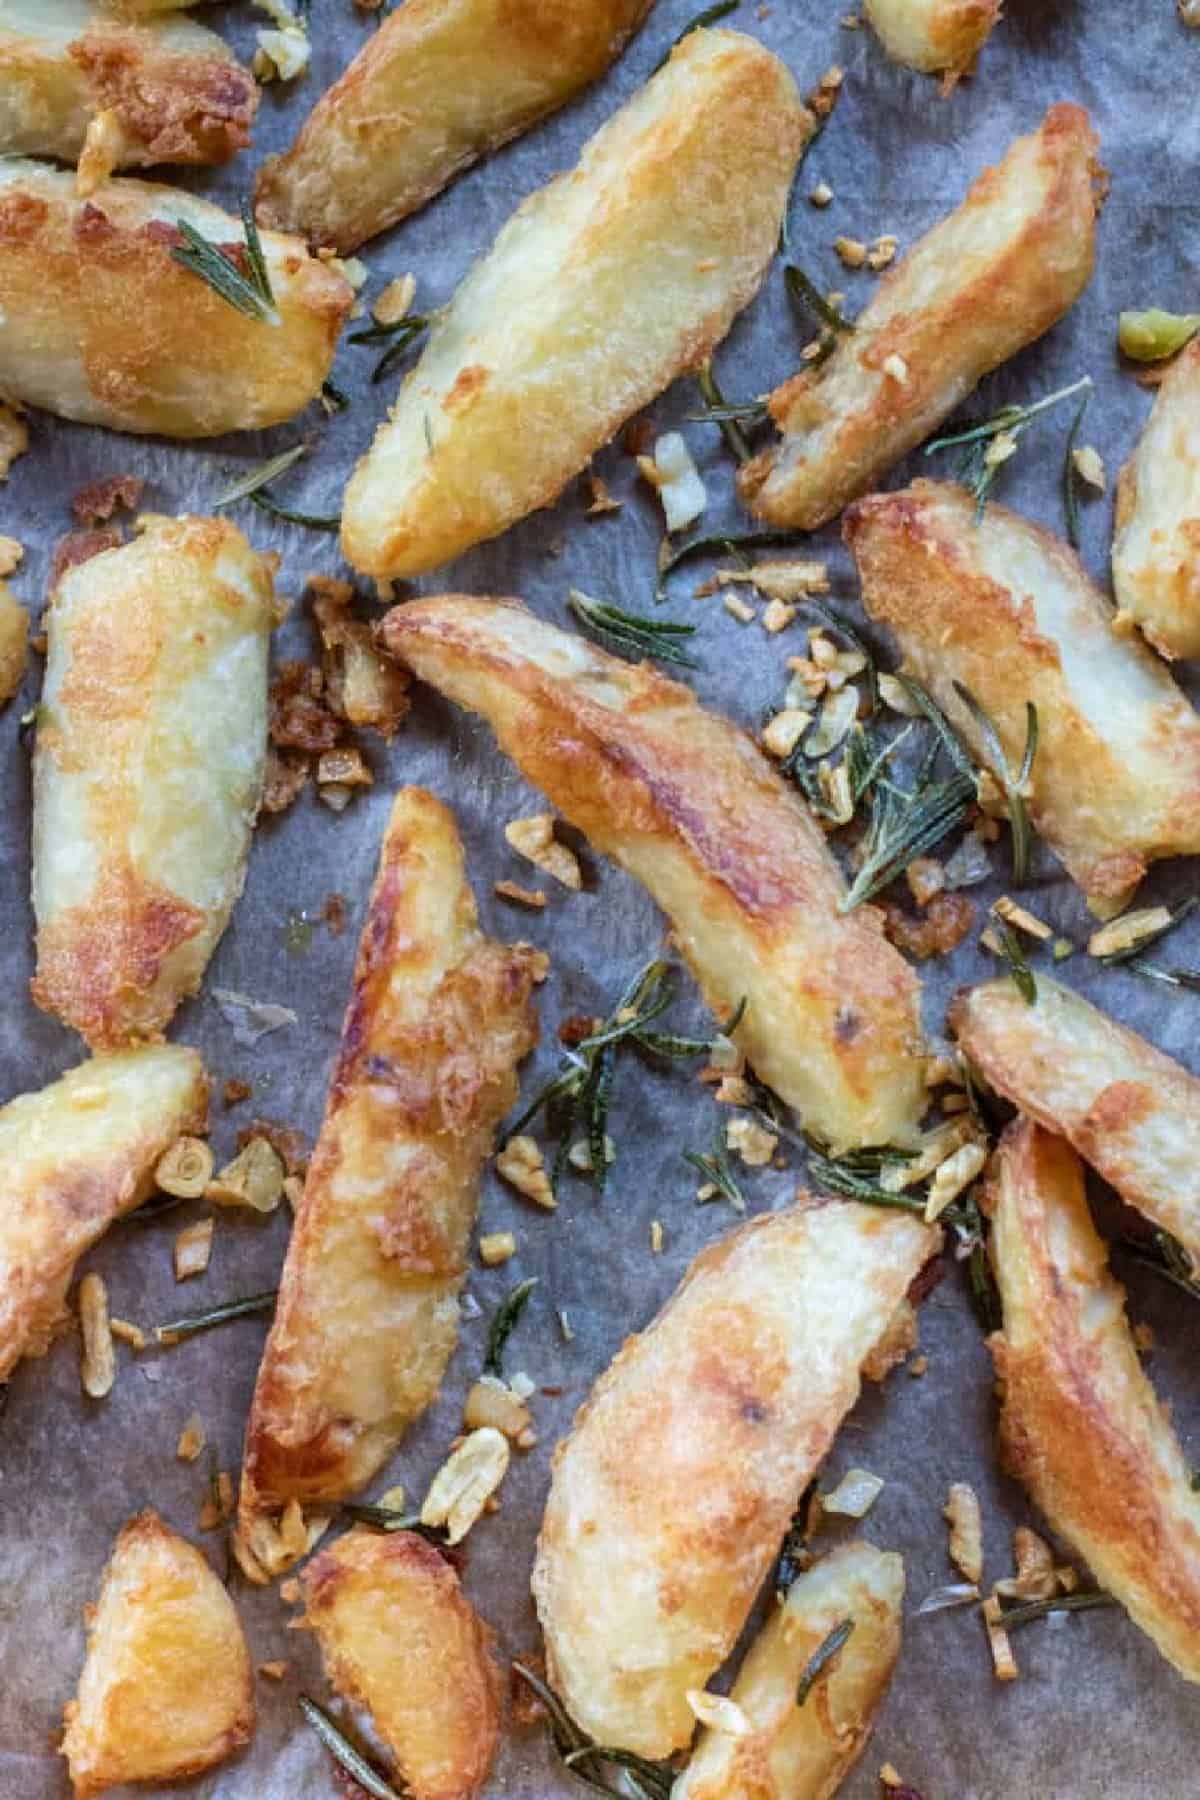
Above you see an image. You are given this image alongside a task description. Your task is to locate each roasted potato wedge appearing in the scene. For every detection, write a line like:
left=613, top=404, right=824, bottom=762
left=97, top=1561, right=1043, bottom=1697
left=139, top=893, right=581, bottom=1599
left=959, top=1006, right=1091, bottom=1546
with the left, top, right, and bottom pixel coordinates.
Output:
left=863, top=0, right=1001, bottom=82
left=381, top=597, right=927, bottom=1151
left=340, top=28, right=811, bottom=577
left=952, top=975, right=1200, bottom=1272
left=1112, top=338, right=1200, bottom=659
left=238, top=789, right=539, bottom=1535
left=0, top=0, right=257, bottom=168
left=301, top=1527, right=501, bottom=1800
left=255, top=0, right=656, bottom=253
left=986, top=1120, right=1200, bottom=1685
left=32, top=515, right=276, bottom=1049
left=675, top=1540, right=905, bottom=1800
left=846, top=480, right=1200, bottom=905
left=531, top=1196, right=938, bottom=1758
left=0, top=578, right=27, bottom=703
left=0, top=161, right=351, bottom=436
left=0, top=1045, right=206, bottom=1384
left=739, top=105, right=1101, bottom=530
left=61, top=1508, right=254, bottom=1798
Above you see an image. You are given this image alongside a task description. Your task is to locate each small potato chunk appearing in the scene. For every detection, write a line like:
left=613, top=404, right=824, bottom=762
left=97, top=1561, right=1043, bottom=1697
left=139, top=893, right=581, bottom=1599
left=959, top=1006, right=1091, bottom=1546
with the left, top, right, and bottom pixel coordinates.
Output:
left=301, top=1527, right=500, bottom=1800
left=986, top=1120, right=1200, bottom=1685
left=739, top=105, right=1101, bottom=530
left=1113, top=338, right=1200, bottom=658
left=0, top=578, right=28, bottom=703
left=61, top=1509, right=254, bottom=1798
left=675, top=1540, right=904, bottom=1800
left=864, top=0, right=1001, bottom=83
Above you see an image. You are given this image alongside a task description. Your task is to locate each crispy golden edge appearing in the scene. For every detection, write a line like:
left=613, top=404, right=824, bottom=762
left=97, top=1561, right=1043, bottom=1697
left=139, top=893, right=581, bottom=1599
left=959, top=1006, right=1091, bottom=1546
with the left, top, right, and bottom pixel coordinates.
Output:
left=1112, top=339, right=1200, bottom=659
left=738, top=103, right=1100, bottom=529
left=985, top=1119, right=1200, bottom=1683
left=380, top=595, right=926, bottom=1151
left=239, top=787, right=539, bottom=1528
left=863, top=0, right=1001, bottom=80
left=61, top=1508, right=255, bottom=1799
left=301, top=1528, right=501, bottom=1800
left=255, top=0, right=656, bottom=252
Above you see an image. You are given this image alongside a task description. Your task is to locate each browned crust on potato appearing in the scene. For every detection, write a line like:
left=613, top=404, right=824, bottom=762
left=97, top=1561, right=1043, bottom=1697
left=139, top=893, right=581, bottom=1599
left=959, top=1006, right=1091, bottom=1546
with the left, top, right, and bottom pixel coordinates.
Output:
left=70, top=33, right=258, bottom=165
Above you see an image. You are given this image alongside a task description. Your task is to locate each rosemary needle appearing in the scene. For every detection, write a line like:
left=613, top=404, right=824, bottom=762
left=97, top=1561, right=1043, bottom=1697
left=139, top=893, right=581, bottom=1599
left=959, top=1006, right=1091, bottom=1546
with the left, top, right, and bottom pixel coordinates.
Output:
left=171, top=206, right=277, bottom=325
left=653, top=0, right=739, bottom=71
left=483, top=1277, right=538, bottom=1377
left=299, top=1697, right=407, bottom=1800
left=568, top=588, right=699, bottom=668
left=511, top=1663, right=673, bottom=1800
left=683, top=1136, right=746, bottom=1210
left=655, top=527, right=805, bottom=603
left=213, top=443, right=307, bottom=508
left=1062, top=385, right=1091, bottom=548
left=952, top=683, right=1038, bottom=885
left=796, top=1618, right=854, bottom=1706
left=693, top=359, right=757, bottom=463
left=154, top=1289, right=277, bottom=1345
left=995, top=1591, right=1117, bottom=1631
left=924, top=376, right=1093, bottom=518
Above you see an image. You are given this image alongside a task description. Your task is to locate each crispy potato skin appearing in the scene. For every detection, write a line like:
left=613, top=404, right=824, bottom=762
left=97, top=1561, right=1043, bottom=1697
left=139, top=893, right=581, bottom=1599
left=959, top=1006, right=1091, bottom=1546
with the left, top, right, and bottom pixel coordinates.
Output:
left=0, top=1046, right=206, bottom=1384
left=340, top=29, right=811, bottom=578
left=1113, top=338, right=1200, bottom=659
left=0, top=161, right=351, bottom=436
left=675, top=1540, right=904, bottom=1800
left=0, top=578, right=27, bottom=703
left=32, top=515, right=275, bottom=1049
left=256, top=0, right=656, bottom=253
left=531, top=1197, right=938, bottom=1757
left=302, top=1528, right=501, bottom=1800
left=863, top=0, right=1000, bottom=79
left=846, top=481, right=1200, bottom=903
left=952, top=975, right=1200, bottom=1271
left=239, top=789, right=539, bottom=1524
left=61, top=1509, right=254, bottom=1798
left=986, top=1120, right=1200, bottom=1684
left=382, top=597, right=927, bottom=1150
left=739, top=104, right=1100, bottom=530
left=0, top=0, right=258, bottom=167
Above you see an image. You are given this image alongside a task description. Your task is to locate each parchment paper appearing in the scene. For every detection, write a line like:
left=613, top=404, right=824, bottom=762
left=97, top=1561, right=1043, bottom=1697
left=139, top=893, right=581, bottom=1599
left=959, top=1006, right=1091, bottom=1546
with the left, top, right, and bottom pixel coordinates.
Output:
left=2, top=2, right=1199, bottom=1794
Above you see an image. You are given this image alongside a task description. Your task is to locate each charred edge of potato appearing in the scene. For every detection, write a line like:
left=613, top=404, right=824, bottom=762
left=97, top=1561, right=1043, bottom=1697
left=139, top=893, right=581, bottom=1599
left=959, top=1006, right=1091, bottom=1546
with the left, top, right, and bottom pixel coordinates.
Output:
left=1112, top=338, right=1200, bottom=660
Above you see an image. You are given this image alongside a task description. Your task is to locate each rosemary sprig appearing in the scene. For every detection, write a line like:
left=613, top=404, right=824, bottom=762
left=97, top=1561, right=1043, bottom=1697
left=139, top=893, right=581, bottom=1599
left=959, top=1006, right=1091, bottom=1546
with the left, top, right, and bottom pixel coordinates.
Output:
left=653, top=0, right=739, bottom=71
left=1122, top=1228, right=1200, bottom=1299
left=924, top=376, right=1093, bottom=518
left=171, top=203, right=277, bottom=324
left=1095, top=896, right=1198, bottom=966
left=952, top=684, right=1038, bottom=885
left=154, top=1289, right=277, bottom=1345
left=348, top=314, right=431, bottom=383
left=994, top=1590, right=1117, bottom=1631
left=214, top=443, right=307, bottom=508
left=299, top=1696, right=407, bottom=1800
left=784, top=265, right=855, bottom=337
left=693, top=360, right=759, bottom=463
left=568, top=589, right=698, bottom=669
left=655, top=528, right=805, bottom=604
left=484, top=1277, right=537, bottom=1377
left=988, top=914, right=1037, bottom=1005
left=1062, top=386, right=1091, bottom=548
left=838, top=763, right=975, bottom=912
left=511, top=1662, right=673, bottom=1800
left=796, top=1618, right=854, bottom=1706
left=683, top=1136, right=746, bottom=1210
left=804, top=1146, right=926, bottom=1213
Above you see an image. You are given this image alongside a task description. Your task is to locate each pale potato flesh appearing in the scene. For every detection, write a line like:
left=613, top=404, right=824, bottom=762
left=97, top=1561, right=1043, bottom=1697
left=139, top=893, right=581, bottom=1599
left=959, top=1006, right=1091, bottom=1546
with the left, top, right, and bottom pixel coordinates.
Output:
left=61, top=1509, right=254, bottom=1799
left=238, top=788, right=540, bottom=1531
left=340, top=28, right=811, bottom=577
left=863, top=0, right=1001, bottom=77
left=381, top=597, right=928, bottom=1151
left=1113, top=338, right=1200, bottom=658
left=255, top=0, right=656, bottom=253
left=987, top=1120, right=1200, bottom=1685
left=33, top=515, right=276, bottom=1049
left=675, top=1540, right=904, bottom=1800
left=0, top=161, right=351, bottom=436
left=846, top=480, right=1200, bottom=904
left=531, top=1197, right=938, bottom=1757
left=739, top=104, right=1100, bottom=529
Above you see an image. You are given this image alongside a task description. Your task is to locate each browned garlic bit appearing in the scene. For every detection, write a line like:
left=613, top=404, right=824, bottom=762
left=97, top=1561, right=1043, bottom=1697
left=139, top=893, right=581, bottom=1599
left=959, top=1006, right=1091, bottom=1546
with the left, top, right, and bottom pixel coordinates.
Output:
left=496, top=1135, right=556, bottom=1209
left=78, top=1273, right=115, bottom=1400
left=420, top=1428, right=510, bottom=1544
left=504, top=814, right=582, bottom=890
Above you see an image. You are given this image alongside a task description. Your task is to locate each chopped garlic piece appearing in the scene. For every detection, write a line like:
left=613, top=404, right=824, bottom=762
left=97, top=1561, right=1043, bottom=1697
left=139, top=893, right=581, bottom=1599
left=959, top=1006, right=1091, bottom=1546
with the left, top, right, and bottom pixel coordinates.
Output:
left=155, top=1135, right=214, bottom=1200
left=762, top=708, right=810, bottom=759
left=421, top=1427, right=510, bottom=1544
left=809, top=181, right=834, bottom=207
left=880, top=1118, right=977, bottom=1192
left=463, top=1376, right=533, bottom=1444
left=924, top=1142, right=987, bottom=1220
left=642, top=432, right=707, bottom=532
left=993, top=895, right=1053, bottom=940
left=822, top=1467, right=884, bottom=1517
left=983, top=1593, right=1019, bottom=1681
left=76, top=109, right=126, bottom=198
left=879, top=672, right=920, bottom=716
left=173, top=1217, right=214, bottom=1281
left=110, top=1318, right=145, bottom=1351
left=79, top=1273, right=114, bottom=1399
left=834, top=235, right=867, bottom=267
left=882, top=353, right=909, bottom=384
left=995, top=1525, right=1056, bottom=1601
left=723, top=592, right=756, bottom=624
left=254, top=24, right=310, bottom=81
left=1088, top=905, right=1172, bottom=959
left=762, top=599, right=796, bottom=635
left=1072, top=443, right=1106, bottom=490
left=373, top=274, right=416, bottom=326
left=650, top=1219, right=664, bottom=1254
left=719, top=559, right=830, bottom=600
left=686, top=1691, right=751, bottom=1736
left=479, top=1231, right=516, bottom=1267
left=804, top=685, right=858, bottom=758
left=505, top=813, right=581, bottom=890
left=207, top=1137, right=285, bottom=1213
left=496, top=1135, right=555, bottom=1209
left=726, top=1116, right=777, bottom=1167
left=944, top=1481, right=984, bottom=1584
left=176, top=1413, right=206, bottom=1462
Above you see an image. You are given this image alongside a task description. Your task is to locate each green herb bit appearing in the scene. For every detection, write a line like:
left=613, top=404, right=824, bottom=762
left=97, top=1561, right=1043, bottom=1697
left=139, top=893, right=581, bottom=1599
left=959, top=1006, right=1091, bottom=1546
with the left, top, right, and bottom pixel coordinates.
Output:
left=321, top=377, right=350, bottom=413
left=994, top=1590, right=1116, bottom=1631
left=248, top=491, right=341, bottom=532
left=987, top=913, right=1037, bottom=1005
left=692, top=360, right=762, bottom=464
left=952, top=684, right=1038, bottom=884
left=213, top=443, right=307, bottom=508
left=1118, top=309, right=1200, bottom=364
left=654, top=527, right=805, bottom=604
left=683, top=1135, right=746, bottom=1210
left=299, top=1696, right=407, bottom=1800
left=484, top=1276, right=538, bottom=1377
left=171, top=210, right=277, bottom=324
left=924, top=375, right=1092, bottom=518
left=784, top=264, right=855, bottom=337
left=1096, top=896, right=1198, bottom=966
left=568, top=589, right=699, bottom=669
left=154, top=1289, right=277, bottom=1345
left=653, top=0, right=740, bottom=71
left=510, top=1663, right=673, bottom=1800
left=838, top=762, right=975, bottom=912
left=348, top=314, right=432, bottom=383
left=1127, top=960, right=1200, bottom=992
left=1062, top=386, right=1091, bottom=548
left=804, top=1145, right=926, bottom=1213
left=339, top=1502, right=448, bottom=1546
left=1122, top=1228, right=1200, bottom=1300
left=796, top=1618, right=854, bottom=1706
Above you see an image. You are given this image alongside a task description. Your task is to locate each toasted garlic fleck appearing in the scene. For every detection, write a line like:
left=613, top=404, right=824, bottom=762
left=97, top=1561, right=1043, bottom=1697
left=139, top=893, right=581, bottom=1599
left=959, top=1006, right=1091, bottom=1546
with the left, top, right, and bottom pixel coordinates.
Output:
left=176, top=1412, right=207, bottom=1463
left=882, top=352, right=909, bottom=384
left=463, top=1376, right=533, bottom=1444
left=879, top=672, right=920, bottom=716
left=258, top=1661, right=288, bottom=1681
left=906, top=856, right=945, bottom=907
left=809, top=180, right=834, bottom=207
left=254, top=20, right=311, bottom=82
left=494, top=879, right=546, bottom=908
left=650, top=1219, right=664, bottom=1254
left=995, top=1525, right=1056, bottom=1601
left=173, top=1217, right=214, bottom=1281
left=641, top=432, right=707, bottom=533
left=76, top=109, right=126, bottom=198
left=983, top=1593, right=1020, bottom=1682
left=1072, top=443, right=1106, bottom=491
left=155, top=1135, right=214, bottom=1200
left=924, top=1142, right=987, bottom=1221
left=834, top=235, right=867, bottom=268
left=726, top=1115, right=778, bottom=1167
left=496, top=1135, right=555, bottom=1209
left=723, top=592, right=756, bottom=624
left=373, top=273, right=416, bottom=326
left=479, top=1231, right=516, bottom=1267
left=316, top=746, right=373, bottom=792
left=1052, top=936, right=1075, bottom=961
left=714, top=1073, right=754, bottom=1107
left=822, top=1467, right=884, bottom=1517
left=566, top=1135, right=615, bottom=1173
left=686, top=1691, right=751, bottom=1736
left=421, top=1427, right=510, bottom=1544
left=505, top=813, right=582, bottom=890
left=586, top=473, right=622, bottom=515
left=720, top=558, right=830, bottom=600
left=762, top=599, right=796, bottom=635
left=880, top=1119, right=976, bottom=1192
left=805, top=686, right=858, bottom=758
left=79, top=1273, right=114, bottom=1399
left=993, top=895, right=1053, bottom=940
left=1088, top=905, right=1172, bottom=959
left=868, top=234, right=899, bottom=270
left=207, top=1137, right=286, bottom=1213
left=880, top=1767, right=904, bottom=1791
left=762, top=707, right=810, bottom=759
left=109, top=1317, right=145, bottom=1351
left=944, top=1481, right=984, bottom=1585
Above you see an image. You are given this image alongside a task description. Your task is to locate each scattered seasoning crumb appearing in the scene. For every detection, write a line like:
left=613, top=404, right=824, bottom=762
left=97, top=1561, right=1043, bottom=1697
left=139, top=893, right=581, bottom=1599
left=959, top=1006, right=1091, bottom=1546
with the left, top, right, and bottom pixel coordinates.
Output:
left=200, top=1471, right=234, bottom=1532
left=237, top=1119, right=309, bottom=1178
left=726, top=1115, right=778, bottom=1167
left=1072, top=444, right=1106, bottom=491
left=494, top=879, right=546, bottom=909
left=496, top=1136, right=556, bottom=1210
left=882, top=894, right=975, bottom=961
left=223, top=1078, right=252, bottom=1108
left=908, top=1353, right=929, bottom=1378
left=982, top=1593, right=1020, bottom=1682
left=463, top=1376, right=533, bottom=1444
left=279, top=1577, right=300, bottom=1606
left=879, top=672, right=921, bottom=716
left=822, top=1467, right=885, bottom=1517
left=79, top=1273, right=115, bottom=1399
left=505, top=814, right=582, bottom=890
left=176, top=1413, right=207, bottom=1462
left=717, top=558, right=830, bottom=600
left=906, top=857, right=945, bottom=907
left=714, top=1073, right=754, bottom=1107
left=109, top=1317, right=145, bottom=1351
left=174, top=1217, right=214, bottom=1282
left=944, top=1481, right=984, bottom=1585
left=723, top=592, right=757, bottom=624
left=809, top=180, right=834, bottom=208
left=479, top=1231, right=517, bottom=1267
left=258, top=1661, right=288, bottom=1681
left=880, top=1767, right=903, bottom=1791
left=650, top=1219, right=664, bottom=1254
left=995, top=1526, right=1056, bottom=1601
left=993, top=895, right=1053, bottom=940
left=762, top=599, right=796, bottom=635
left=585, top=473, right=622, bottom=515
left=834, top=235, right=868, bottom=268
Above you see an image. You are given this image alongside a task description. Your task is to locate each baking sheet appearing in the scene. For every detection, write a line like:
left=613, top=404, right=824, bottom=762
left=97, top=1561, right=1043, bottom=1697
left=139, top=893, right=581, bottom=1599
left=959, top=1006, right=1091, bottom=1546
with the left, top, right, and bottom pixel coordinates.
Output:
left=2, top=1, right=1200, bottom=1795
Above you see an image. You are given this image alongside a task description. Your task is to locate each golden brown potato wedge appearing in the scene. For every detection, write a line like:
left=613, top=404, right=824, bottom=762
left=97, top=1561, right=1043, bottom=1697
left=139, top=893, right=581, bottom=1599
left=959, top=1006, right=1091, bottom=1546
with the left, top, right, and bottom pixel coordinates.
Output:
left=531, top=1196, right=938, bottom=1758
left=986, top=1119, right=1200, bottom=1684
left=952, top=975, right=1200, bottom=1272
left=32, top=515, right=277, bottom=1050
left=0, top=0, right=258, bottom=168
left=739, top=105, right=1101, bottom=530
left=61, top=1509, right=254, bottom=1798
left=863, top=0, right=1001, bottom=83
left=675, top=1540, right=905, bottom=1800
left=238, top=788, right=539, bottom=1538
left=0, top=577, right=27, bottom=703
left=1112, top=338, right=1200, bottom=659
left=301, top=1527, right=501, bottom=1800
left=0, top=1045, right=206, bottom=1384
left=381, top=597, right=927, bottom=1151
left=255, top=0, right=656, bottom=253
left=0, top=161, right=351, bottom=436
left=846, top=480, right=1200, bottom=905
left=340, top=28, right=811, bottom=578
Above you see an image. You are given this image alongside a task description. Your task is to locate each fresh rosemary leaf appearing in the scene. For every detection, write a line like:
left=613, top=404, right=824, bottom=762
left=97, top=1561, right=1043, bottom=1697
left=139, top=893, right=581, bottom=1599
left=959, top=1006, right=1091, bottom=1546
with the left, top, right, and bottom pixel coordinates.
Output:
left=240, top=200, right=274, bottom=306
left=924, top=376, right=1092, bottom=518
left=322, top=377, right=350, bottom=413
left=1063, top=386, right=1091, bottom=548
left=171, top=216, right=277, bottom=324
left=693, top=360, right=759, bottom=463
left=805, top=1146, right=926, bottom=1213
left=838, top=766, right=975, bottom=911
left=683, top=1136, right=746, bottom=1210
left=1126, top=960, right=1200, bottom=992
left=952, top=684, right=1038, bottom=885
left=248, top=491, right=341, bottom=531
left=299, top=1696, right=407, bottom=1800
left=784, top=265, right=855, bottom=337
left=988, top=914, right=1037, bottom=1005
left=154, top=1289, right=277, bottom=1345
left=484, top=1276, right=538, bottom=1377
left=1122, top=1228, right=1200, bottom=1298
left=655, top=528, right=805, bottom=603
left=214, top=443, right=307, bottom=508
left=510, top=1663, right=673, bottom=1800
left=1095, top=895, right=1198, bottom=965
left=994, top=1591, right=1117, bottom=1631
left=893, top=677, right=976, bottom=779
left=796, top=1618, right=855, bottom=1706
left=568, top=588, right=699, bottom=668
left=348, top=312, right=432, bottom=384
left=654, top=0, right=739, bottom=70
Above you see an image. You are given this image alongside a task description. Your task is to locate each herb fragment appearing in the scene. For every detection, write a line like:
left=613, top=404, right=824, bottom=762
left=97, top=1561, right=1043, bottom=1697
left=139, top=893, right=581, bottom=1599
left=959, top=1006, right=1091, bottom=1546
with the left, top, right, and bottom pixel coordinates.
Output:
left=568, top=589, right=698, bottom=669
left=154, top=1289, right=277, bottom=1345
left=1126, top=961, right=1200, bottom=992
left=693, top=359, right=759, bottom=463
left=299, top=1696, right=408, bottom=1800
left=952, top=684, right=1038, bottom=885
left=484, top=1276, right=537, bottom=1377
left=784, top=264, right=855, bottom=337
left=171, top=203, right=277, bottom=324
left=683, top=1135, right=746, bottom=1210
left=321, top=377, right=350, bottom=412
left=214, top=443, right=307, bottom=508
left=993, top=1590, right=1117, bottom=1631
left=349, top=313, right=431, bottom=383
left=655, top=528, right=805, bottom=604
left=511, top=1662, right=673, bottom=1800
left=1062, top=386, right=1091, bottom=548
left=987, top=913, right=1037, bottom=1005
left=796, top=1618, right=854, bottom=1706
left=924, top=376, right=1093, bottom=518
left=249, top=493, right=340, bottom=531
left=1122, top=1228, right=1200, bottom=1299
left=339, top=1502, right=448, bottom=1546
left=839, top=763, right=975, bottom=912
left=1118, top=309, right=1200, bottom=363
